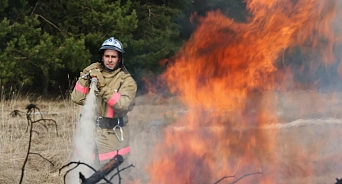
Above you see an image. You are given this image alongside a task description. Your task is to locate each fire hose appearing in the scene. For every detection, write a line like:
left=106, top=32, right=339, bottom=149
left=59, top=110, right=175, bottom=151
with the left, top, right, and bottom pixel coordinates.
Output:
left=81, top=70, right=99, bottom=93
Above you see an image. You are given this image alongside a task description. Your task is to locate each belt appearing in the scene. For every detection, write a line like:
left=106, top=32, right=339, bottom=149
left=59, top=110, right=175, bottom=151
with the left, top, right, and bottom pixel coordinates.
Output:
left=96, top=117, right=125, bottom=129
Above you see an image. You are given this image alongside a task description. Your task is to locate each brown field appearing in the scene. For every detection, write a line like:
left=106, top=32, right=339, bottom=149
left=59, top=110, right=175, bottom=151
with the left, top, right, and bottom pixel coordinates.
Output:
left=0, top=94, right=181, bottom=184
left=1, top=91, right=342, bottom=184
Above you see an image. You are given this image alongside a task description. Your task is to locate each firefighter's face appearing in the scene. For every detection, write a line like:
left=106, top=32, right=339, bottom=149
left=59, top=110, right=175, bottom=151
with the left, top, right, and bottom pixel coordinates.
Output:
left=102, top=50, right=119, bottom=70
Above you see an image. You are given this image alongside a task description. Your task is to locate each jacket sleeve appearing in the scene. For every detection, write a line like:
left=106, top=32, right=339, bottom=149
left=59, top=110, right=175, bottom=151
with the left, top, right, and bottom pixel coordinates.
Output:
left=71, top=72, right=90, bottom=105
left=99, top=73, right=137, bottom=112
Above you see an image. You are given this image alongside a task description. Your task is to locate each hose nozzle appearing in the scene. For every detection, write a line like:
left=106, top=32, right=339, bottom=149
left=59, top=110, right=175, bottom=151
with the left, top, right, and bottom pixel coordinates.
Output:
left=90, top=77, right=98, bottom=92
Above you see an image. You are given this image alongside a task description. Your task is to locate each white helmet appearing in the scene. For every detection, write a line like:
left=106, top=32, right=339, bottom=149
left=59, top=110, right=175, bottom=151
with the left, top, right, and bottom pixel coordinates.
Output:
left=99, top=37, right=124, bottom=53
left=99, top=37, right=129, bottom=73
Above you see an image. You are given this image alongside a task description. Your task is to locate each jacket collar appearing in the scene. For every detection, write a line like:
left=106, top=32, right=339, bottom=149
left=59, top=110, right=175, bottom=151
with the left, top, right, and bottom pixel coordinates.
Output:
left=102, top=67, right=121, bottom=78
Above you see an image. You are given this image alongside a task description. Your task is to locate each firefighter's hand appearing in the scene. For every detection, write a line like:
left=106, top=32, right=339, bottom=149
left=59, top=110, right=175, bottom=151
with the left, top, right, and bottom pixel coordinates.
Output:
left=83, top=62, right=102, bottom=74
left=90, top=69, right=105, bottom=90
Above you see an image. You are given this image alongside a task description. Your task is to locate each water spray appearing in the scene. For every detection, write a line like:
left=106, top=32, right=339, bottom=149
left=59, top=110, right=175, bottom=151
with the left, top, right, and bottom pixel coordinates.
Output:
left=67, top=75, right=98, bottom=184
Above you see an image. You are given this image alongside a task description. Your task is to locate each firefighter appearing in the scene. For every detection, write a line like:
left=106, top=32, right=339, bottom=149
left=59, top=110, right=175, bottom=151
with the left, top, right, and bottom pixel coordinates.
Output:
left=71, top=37, right=137, bottom=175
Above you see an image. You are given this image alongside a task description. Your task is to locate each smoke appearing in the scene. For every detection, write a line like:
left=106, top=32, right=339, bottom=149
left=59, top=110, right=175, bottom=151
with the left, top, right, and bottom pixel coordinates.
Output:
left=282, top=0, right=342, bottom=91
left=67, top=89, right=97, bottom=184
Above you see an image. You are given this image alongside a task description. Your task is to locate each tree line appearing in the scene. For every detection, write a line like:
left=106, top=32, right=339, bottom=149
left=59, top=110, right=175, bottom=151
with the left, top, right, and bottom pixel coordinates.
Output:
left=6, top=0, right=338, bottom=96
left=0, top=0, right=247, bottom=96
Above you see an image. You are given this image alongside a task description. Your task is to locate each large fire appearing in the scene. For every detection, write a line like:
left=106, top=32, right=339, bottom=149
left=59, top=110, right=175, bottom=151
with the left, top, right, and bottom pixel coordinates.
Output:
left=147, top=0, right=340, bottom=183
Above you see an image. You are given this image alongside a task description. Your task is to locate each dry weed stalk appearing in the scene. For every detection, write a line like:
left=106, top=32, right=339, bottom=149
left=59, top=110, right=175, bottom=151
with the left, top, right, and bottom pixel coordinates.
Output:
left=214, top=172, right=263, bottom=184
left=11, top=104, right=58, bottom=184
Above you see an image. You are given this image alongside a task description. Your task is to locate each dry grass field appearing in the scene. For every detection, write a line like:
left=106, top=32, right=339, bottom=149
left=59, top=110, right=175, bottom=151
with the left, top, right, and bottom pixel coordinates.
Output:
left=1, top=91, right=342, bottom=184
left=0, top=94, right=181, bottom=184
left=0, top=95, right=83, bottom=184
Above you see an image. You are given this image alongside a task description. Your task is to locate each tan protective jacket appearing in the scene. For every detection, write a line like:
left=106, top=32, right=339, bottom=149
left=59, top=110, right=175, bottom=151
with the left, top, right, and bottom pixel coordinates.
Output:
left=71, top=62, right=137, bottom=122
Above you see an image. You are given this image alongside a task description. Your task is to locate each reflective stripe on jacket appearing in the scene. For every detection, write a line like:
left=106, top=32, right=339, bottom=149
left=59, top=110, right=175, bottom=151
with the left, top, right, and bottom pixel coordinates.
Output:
left=71, top=62, right=137, bottom=121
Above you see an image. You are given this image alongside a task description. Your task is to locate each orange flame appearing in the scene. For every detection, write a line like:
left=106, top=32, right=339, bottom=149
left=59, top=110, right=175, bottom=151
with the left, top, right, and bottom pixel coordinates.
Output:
left=147, top=0, right=339, bottom=183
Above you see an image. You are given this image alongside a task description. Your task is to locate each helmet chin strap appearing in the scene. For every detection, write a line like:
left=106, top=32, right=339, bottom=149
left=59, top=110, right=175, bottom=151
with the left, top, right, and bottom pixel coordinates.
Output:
left=102, top=60, right=121, bottom=72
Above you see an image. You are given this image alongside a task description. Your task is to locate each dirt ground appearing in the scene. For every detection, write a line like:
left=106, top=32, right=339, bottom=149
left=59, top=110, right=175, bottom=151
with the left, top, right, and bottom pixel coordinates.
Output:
left=1, top=91, right=342, bottom=184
